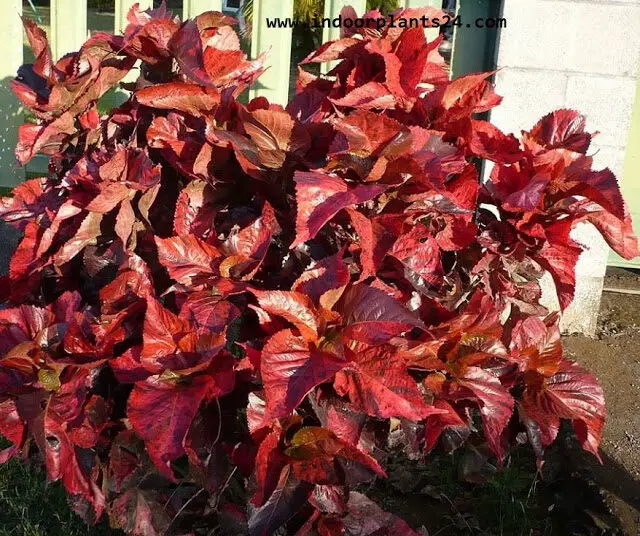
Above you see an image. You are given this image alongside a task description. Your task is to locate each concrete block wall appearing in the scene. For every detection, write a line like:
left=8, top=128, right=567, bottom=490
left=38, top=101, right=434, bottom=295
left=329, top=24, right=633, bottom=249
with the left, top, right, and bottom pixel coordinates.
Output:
left=488, top=0, right=640, bottom=336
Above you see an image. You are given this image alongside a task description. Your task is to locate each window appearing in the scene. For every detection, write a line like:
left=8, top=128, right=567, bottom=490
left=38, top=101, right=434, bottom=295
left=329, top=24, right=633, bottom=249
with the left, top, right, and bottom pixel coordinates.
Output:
left=223, top=0, right=241, bottom=12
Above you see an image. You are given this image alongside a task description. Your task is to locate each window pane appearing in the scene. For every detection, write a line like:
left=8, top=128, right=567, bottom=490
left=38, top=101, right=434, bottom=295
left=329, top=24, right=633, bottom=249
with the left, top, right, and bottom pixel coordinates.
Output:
left=23, top=0, right=50, bottom=63
left=87, top=0, right=114, bottom=35
left=155, top=0, right=182, bottom=9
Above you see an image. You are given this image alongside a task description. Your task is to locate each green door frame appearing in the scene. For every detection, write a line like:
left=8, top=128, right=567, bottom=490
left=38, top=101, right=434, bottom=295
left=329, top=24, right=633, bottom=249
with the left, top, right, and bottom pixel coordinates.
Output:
left=451, top=0, right=501, bottom=78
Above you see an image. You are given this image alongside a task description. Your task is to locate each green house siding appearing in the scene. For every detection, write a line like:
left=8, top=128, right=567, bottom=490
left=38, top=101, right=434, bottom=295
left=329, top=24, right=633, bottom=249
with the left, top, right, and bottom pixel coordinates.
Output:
left=609, top=72, right=640, bottom=269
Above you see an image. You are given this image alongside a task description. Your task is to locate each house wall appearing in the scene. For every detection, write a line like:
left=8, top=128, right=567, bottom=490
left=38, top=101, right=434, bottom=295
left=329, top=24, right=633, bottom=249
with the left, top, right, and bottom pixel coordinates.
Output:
left=488, top=0, right=640, bottom=336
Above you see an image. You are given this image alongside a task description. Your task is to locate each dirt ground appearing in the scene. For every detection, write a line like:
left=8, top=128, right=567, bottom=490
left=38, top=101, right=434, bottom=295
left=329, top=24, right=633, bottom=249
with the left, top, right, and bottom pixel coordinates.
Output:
left=563, top=267, right=640, bottom=535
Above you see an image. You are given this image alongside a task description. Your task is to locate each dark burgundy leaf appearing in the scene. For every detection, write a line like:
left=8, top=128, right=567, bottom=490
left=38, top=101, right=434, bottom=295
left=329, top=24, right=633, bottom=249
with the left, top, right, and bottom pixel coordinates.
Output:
left=292, top=249, right=350, bottom=309
left=248, top=466, right=313, bottom=536
left=337, top=284, right=425, bottom=345
left=111, top=488, right=171, bottom=536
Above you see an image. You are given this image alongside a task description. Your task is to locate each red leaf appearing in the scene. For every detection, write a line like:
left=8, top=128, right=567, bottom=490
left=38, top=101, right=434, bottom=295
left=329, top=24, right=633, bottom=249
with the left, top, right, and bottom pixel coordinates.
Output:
left=115, top=198, right=136, bottom=247
left=54, top=212, right=103, bottom=266
left=330, top=82, right=396, bottom=110
left=128, top=373, right=227, bottom=479
left=155, top=234, right=222, bottom=286
left=111, top=488, right=171, bottom=536
left=503, top=176, right=550, bottom=212
left=0, top=399, right=26, bottom=459
left=335, top=345, right=444, bottom=421
left=574, top=202, right=639, bottom=260
left=251, top=290, right=324, bottom=342
left=424, top=399, right=469, bottom=452
left=173, top=179, right=217, bottom=237
left=86, top=183, right=130, bottom=213
left=137, top=298, right=227, bottom=374
left=312, top=391, right=367, bottom=447
left=331, top=109, right=406, bottom=156
left=346, top=209, right=399, bottom=279
left=16, top=113, right=76, bottom=165
left=523, top=360, right=605, bottom=459
left=248, top=465, right=313, bottom=536
left=253, top=428, right=287, bottom=507
left=337, top=284, right=425, bottom=345
left=285, top=426, right=385, bottom=484
left=123, top=6, right=179, bottom=64
left=292, top=171, right=385, bottom=247
left=427, top=72, right=502, bottom=126
left=21, top=18, right=54, bottom=81
left=261, top=329, right=346, bottom=420
left=524, top=109, right=592, bottom=153
left=0, top=177, right=48, bottom=229
left=342, top=492, right=422, bottom=536
left=221, top=201, right=279, bottom=279
left=457, top=367, right=515, bottom=460
left=136, top=83, right=221, bottom=117
left=534, top=223, right=582, bottom=310
left=241, top=107, right=295, bottom=168
left=44, top=411, right=106, bottom=517
left=389, top=225, right=443, bottom=286
left=292, top=249, right=350, bottom=309
left=300, top=38, right=361, bottom=64
left=168, top=19, right=214, bottom=87
left=564, top=168, right=626, bottom=221
left=180, top=292, right=240, bottom=333
left=457, top=119, right=522, bottom=163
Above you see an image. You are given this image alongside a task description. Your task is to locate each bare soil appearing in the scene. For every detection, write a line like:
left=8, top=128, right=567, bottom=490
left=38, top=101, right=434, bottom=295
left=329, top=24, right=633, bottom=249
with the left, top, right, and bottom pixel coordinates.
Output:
left=563, top=268, right=640, bottom=535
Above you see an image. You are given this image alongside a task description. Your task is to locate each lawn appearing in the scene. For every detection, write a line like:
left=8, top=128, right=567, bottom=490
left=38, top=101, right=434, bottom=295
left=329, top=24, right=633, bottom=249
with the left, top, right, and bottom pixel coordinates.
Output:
left=0, top=457, right=116, bottom=536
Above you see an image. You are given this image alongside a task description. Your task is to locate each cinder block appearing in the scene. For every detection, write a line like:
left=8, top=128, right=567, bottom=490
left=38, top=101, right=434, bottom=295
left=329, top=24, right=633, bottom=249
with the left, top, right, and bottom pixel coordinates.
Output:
left=560, top=275, right=605, bottom=337
left=540, top=270, right=605, bottom=338
left=572, top=221, right=609, bottom=279
left=565, top=75, right=636, bottom=147
left=590, top=145, right=627, bottom=182
left=562, top=2, right=640, bottom=77
left=489, top=68, right=568, bottom=135
left=498, top=0, right=640, bottom=77
left=497, top=1, right=574, bottom=71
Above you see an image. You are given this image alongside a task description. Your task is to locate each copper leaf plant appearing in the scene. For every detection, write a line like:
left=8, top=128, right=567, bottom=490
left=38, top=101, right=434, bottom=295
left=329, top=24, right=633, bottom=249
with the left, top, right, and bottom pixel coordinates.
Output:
left=0, top=3, right=637, bottom=535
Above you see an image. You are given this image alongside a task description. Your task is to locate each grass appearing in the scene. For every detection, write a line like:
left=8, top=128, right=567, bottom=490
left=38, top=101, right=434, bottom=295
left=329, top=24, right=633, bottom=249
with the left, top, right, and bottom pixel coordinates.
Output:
left=0, top=446, right=552, bottom=536
left=369, top=447, right=555, bottom=536
left=0, top=458, right=115, bottom=536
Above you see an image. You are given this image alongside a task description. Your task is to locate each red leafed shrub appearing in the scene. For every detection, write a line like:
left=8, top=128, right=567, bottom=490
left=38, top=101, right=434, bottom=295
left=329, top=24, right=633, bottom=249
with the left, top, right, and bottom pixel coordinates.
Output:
left=1, top=3, right=638, bottom=535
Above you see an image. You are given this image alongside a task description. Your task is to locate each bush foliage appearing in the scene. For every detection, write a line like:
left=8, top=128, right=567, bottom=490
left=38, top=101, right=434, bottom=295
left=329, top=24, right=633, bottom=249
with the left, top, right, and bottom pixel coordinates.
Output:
left=0, top=3, right=637, bottom=535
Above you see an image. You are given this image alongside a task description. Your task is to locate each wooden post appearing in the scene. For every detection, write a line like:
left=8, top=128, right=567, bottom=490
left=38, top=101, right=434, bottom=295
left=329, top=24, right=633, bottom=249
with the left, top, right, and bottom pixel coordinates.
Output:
left=183, top=0, right=223, bottom=20
left=0, top=0, right=23, bottom=187
left=113, top=0, right=153, bottom=106
left=115, top=0, right=153, bottom=35
left=248, top=0, right=294, bottom=106
left=50, top=0, right=87, bottom=60
left=321, top=0, right=366, bottom=45
left=320, top=0, right=366, bottom=74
